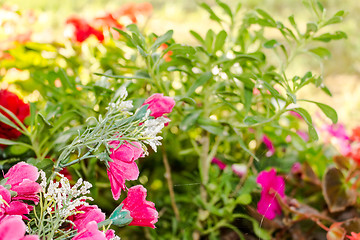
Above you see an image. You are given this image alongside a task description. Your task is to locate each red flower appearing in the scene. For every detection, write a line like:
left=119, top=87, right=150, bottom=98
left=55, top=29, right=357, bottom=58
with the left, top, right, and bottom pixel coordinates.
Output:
left=0, top=89, right=30, bottom=141
left=114, top=2, right=153, bottom=23
left=351, top=127, right=360, bottom=142
left=121, top=185, right=158, bottom=228
left=93, top=13, right=124, bottom=40
left=348, top=232, right=360, bottom=240
left=66, top=17, right=104, bottom=43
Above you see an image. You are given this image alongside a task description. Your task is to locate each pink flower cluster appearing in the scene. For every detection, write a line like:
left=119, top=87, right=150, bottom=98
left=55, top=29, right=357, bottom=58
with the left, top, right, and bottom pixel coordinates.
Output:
left=106, top=93, right=175, bottom=228
left=0, top=162, right=41, bottom=239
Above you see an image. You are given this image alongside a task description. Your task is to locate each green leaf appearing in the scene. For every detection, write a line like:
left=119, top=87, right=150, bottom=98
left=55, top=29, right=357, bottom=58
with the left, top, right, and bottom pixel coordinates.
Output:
left=180, top=110, right=202, bottom=131
left=200, top=3, right=222, bottom=24
left=190, top=30, right=205, bottom=44
left=133, top=105, right=149, bottom=121
left=0, top=138, right=30, bottom=148
left=0, top=112, right=24, bottom=134
left=213, top=30, right=227, bottom=53
left=150, top=30, right=173, bottom=52
left=112, top=28, right=136, bottom=47
left=94, top=73, right=150, bottom=80
left=205, top=29, right=215, bottom=52
left=324, top=16, right=343, bottom=26
left=216, top=0, right=233, bottom=18
left=313, top=31, right=347, bottom=42
left=305, top=22, right=318, bottom=34
left=263, top=39, right=280, bottom=49
left=291, top=108, right=318, bottom=141
left=137, top=45, right=147, bottom=58
left=186, top=72, right=213, bottom=96
left=236, top=193, right=252, bottom=205
left=317, top=1, right=324, bottom=12
left=256, top=9, right=276, bottom=26
left=309, top=47, right=331, bottom=59
left=300, top=100, right=338, bottom=124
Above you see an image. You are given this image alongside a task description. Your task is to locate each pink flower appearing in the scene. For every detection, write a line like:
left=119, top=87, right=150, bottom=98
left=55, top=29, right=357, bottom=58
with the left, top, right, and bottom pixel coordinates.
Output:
left=262, top=135, right=275, bottom=157
left=256, top=169, right=285, bottom=220
left=107, top=141, right=143, bottom=200
left=68, top=205, right=105, bottom=231
left=0, top=215, right=39, bottom=240
left=296, top=130, right=309, bottom=142
left=231, top=164, right=247, bottom=177
left=4, top=162, right=41, bottom=204
left=291, top=162, right=302, bottom=174
left=211, top=157, right=227, bottom=170
left=289, top=111, right=303, bottom=119
left=322, top=124, right=351, bottom=156
left=72, top=221, right=107, bottom=240
left=142, top=93, right=175, bottom=118
left=121, top=185, right=158, bottom=228
left=0, top=185, right=33, bottom=220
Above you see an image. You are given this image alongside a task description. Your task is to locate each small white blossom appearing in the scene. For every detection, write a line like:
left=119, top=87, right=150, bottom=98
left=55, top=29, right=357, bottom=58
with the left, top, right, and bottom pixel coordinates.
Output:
left=42, top=173, right=93, bottom=218
left=110, top=236, right=121, bottom=240
left=141, top=117, right=170, bottom=152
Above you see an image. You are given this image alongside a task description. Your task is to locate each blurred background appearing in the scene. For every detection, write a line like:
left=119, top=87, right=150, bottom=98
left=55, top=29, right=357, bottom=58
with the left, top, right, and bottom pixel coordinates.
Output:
left=1, top=0, right=359, bottom=127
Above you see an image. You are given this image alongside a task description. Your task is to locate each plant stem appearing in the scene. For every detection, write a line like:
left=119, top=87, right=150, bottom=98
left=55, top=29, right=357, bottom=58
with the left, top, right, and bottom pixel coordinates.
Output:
left=161, top=144, right=180, bottom=221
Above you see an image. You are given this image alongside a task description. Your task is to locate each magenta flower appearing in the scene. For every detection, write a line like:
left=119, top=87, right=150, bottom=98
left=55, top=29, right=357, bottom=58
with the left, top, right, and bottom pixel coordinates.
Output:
left=0, top=215, right=39, bottom=240
left=121, top=185, right=158, bottom=228
left=0, top=185, right=33, bottom=220
left=256, top=169, right=285, bottom=220
left=262, top=135, right=275, bottom=157
left=142, top=93, right=175, bottom=118
left=211, top=157, right=227, bottom=170
left=107, top=141, right=143, bottom=200
left=4, top=162, right=41, bottom=204
left=68, top=205, right=105, bottom=231
left=72, top=221, right=107, bottom=240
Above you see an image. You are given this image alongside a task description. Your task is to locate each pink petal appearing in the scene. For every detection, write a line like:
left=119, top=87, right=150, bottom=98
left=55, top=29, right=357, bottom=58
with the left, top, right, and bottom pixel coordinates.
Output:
left=72, top=221, right=107, bottom=240
left=11, top=179, right=41, bottom=204
left=105, top=229, right=115, bottom=239
left=72, top=205, right=105, bottom=231
left=0, top=186, right=11, bottom=204
left=0, top=215, right=26, bottom=240
left=262, top=135, right=275, bottom=157
left=6, top=201, right=31, bottom=219
left=109, top=141, right=143, bottom=163
left=5, top=162, right=39, bottom=186
left=257, top=191, right=282, bottom=220
left=211, top=157, right=227, bottom=170
left=122, top=185, right=158, bottom=228
left=143, top=93, right=175, bottom=118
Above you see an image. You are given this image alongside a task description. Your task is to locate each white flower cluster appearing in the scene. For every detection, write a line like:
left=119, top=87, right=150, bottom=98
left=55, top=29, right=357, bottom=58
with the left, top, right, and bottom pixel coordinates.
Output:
left=110, top=236, right=121, bottom=240
left=141, top=116, right=170, bottom=152
left=39, top=171, right=93, bottom=218
left=107, top=87, right=133, bottom=113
